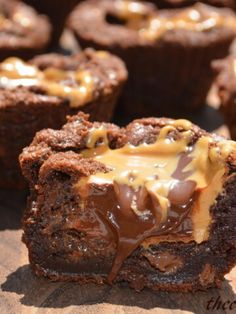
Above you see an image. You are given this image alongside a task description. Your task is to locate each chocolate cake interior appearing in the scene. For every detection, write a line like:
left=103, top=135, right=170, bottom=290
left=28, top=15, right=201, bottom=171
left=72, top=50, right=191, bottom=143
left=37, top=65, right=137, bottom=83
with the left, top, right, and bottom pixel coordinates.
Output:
left=21, top=114, right=236, bottom=291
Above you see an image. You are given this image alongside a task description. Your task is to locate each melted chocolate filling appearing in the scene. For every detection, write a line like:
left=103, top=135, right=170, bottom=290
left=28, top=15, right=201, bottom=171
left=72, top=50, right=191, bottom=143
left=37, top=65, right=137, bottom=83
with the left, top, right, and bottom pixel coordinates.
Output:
left=78, top=151, right=199, bottom=282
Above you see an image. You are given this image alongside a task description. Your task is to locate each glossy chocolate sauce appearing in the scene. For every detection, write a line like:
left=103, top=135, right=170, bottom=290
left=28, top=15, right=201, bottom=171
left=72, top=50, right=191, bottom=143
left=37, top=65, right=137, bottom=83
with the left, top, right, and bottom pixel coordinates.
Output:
left=80, top=156, right=197, bottom=282
left=75, top=120, right=234, bottom=282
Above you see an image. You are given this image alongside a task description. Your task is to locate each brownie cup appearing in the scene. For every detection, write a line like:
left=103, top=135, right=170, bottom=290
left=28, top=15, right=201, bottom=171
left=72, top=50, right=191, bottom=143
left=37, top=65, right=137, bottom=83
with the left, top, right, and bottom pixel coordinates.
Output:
left=0, top=0, right=51, bottom=60
left=69, top=0, right=236, bottom=118
left=24, top=0, right=81, bottom=46
left=20, top=112, right=236, bottom=291
left=0, top=49, right=127, bottom=188
left=213, top=56, right=236, bottom=140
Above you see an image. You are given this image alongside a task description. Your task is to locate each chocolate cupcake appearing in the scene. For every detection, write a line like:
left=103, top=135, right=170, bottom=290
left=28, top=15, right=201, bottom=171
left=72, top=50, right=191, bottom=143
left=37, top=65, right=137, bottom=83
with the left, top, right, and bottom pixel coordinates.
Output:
left=69, top=0, right=236, bottom=118
left=0, top=0, right=51, bottom=60
left=20, top=112, right=236, bottom=291
left=213, top=56, right=236, bottom=140
left=24, top=0, right=81, bottom=46
left=0, top=49, right=127, bottom=188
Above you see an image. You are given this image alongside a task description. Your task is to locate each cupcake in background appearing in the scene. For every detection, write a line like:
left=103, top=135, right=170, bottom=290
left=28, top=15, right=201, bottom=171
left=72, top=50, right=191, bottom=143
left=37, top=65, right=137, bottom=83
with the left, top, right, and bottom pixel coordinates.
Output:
left=69, top=0, right=236, bottom=119
left=24, top=0, right=81, bottom=47
left=213, top=56, right=236, bottom=140
left=0, top=49, right=127, bottom=188
left=0, top=0, right=51, bottom=60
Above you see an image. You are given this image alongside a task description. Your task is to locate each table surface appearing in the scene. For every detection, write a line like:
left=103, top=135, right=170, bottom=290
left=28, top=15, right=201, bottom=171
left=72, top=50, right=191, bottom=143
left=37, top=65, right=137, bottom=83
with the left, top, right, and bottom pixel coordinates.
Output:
left=0, top=32, right=235, bottom=314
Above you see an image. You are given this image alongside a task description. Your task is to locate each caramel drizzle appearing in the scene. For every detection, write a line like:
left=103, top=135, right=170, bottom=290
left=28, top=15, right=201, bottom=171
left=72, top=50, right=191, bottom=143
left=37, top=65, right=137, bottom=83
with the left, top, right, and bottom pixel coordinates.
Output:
left=0, top=57, right=96, bottom=108
left=113, top=1, right=236, bottom=40
left=77, top=120, right=236, bottom=282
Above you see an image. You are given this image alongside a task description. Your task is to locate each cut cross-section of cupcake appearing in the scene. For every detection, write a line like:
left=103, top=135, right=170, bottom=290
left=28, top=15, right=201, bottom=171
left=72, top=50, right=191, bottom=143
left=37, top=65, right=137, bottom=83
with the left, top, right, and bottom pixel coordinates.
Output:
left=0, top=49, right=127, bottom=188
left=20, top=112, right=236, bottom=292
left=69, top=0, right=236, bottom=118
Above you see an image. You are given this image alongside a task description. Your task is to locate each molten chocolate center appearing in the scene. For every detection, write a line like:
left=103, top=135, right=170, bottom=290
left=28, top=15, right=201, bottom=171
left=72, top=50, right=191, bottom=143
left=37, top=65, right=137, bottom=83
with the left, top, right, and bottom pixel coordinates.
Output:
left=74, top=120, right=236, bottom=282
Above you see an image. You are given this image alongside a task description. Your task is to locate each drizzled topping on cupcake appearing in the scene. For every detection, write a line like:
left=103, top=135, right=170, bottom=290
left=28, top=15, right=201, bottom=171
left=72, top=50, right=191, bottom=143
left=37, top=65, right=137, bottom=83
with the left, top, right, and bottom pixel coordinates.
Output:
left=0, top=2, right=36, bottom=35
left=114, top=0, right=152, bottom=20
left=0, top=57, right=96, bottom=108
left=75, top=118, right=236, bottom=282
left=111, top=1, right=236, bottom=40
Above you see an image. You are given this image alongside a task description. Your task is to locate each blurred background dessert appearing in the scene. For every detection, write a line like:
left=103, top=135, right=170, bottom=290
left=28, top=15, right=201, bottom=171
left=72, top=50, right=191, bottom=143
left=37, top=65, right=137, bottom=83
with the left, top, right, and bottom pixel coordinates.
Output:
left=69, top=0, right=236, bottom=119
left=213, top=55, right=236, bottom=140
left=0, top=0, right=51, bottom=60
left=0, top=49, right=127, bottom=188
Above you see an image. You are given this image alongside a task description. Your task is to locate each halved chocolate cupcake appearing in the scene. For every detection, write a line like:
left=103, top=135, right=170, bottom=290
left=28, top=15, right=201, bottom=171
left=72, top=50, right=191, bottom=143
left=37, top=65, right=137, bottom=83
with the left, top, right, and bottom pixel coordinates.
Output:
left=213, top=56, right=236, bottom=140
left=20, top=112, right=236, bottom=291
left=0, top=49, right=127, bottom=188
left=69, top=0, right=236, bottom=118
left=24, top=0, right=81, bottom=46
left=0, top=0, right=51, bottom=60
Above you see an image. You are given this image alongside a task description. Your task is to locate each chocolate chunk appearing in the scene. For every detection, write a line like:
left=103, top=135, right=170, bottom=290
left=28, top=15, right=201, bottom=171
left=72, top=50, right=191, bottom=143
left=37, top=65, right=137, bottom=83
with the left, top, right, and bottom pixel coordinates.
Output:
left=168, top=180, right=196, bottom=206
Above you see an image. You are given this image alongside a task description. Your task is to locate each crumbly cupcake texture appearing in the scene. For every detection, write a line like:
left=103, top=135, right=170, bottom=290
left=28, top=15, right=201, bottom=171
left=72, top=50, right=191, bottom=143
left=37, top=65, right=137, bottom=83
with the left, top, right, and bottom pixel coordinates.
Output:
left=0, top=0, right=51, bottom=60
left=20, top=112, right=236, bottom=292
left=0, top=49, right=127, bottom=188
left=69, top=0, right=236, bottom=118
